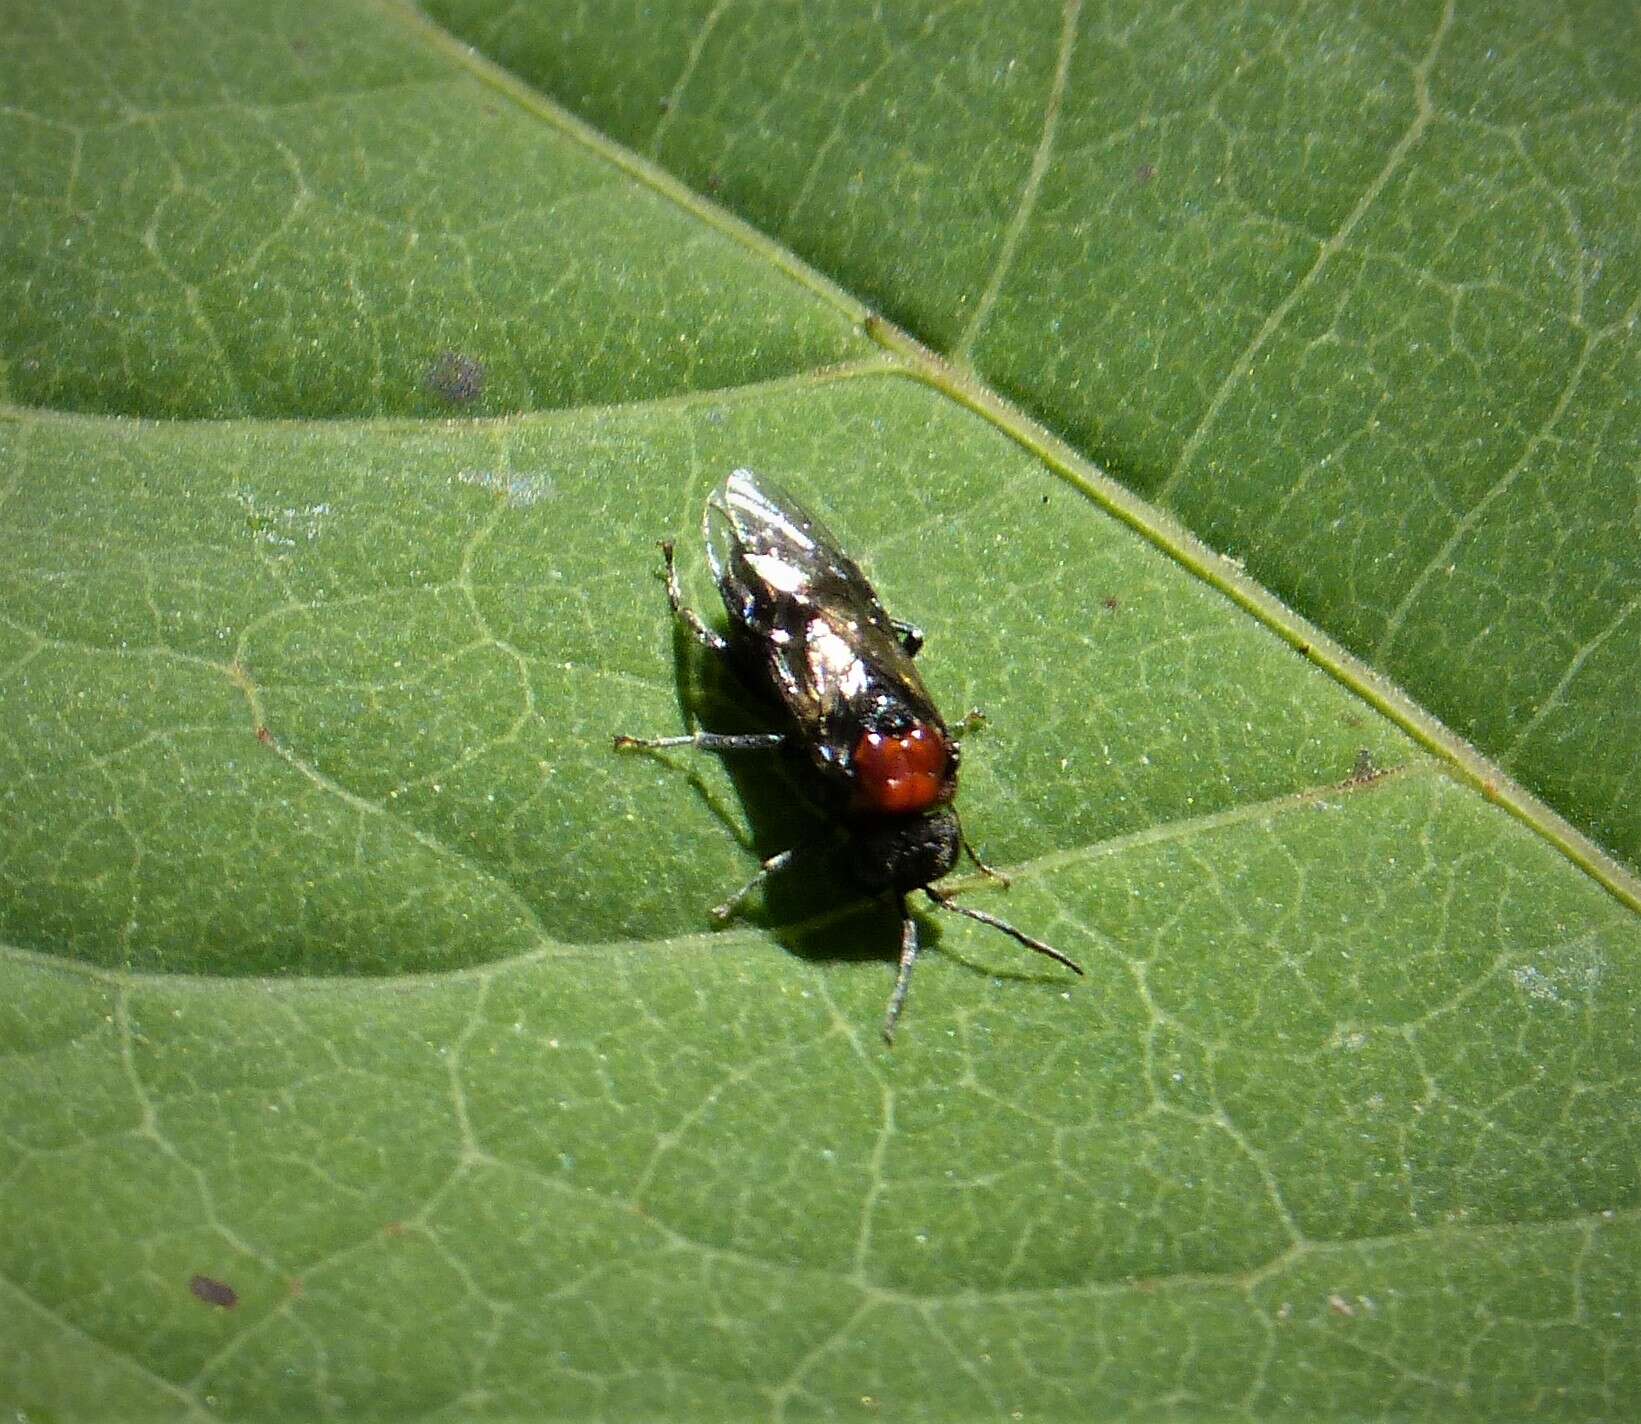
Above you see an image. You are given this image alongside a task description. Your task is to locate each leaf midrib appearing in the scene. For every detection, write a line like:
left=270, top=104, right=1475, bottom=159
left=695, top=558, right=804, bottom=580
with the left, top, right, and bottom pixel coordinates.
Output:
left=0, top=756, right=1473, bottom=990
left=16, top=0, right=1637, bottom=924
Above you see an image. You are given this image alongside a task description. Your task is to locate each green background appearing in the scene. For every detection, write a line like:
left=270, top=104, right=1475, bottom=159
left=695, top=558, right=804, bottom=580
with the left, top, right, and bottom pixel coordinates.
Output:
left=2, top=1, right=1636, bottom=1418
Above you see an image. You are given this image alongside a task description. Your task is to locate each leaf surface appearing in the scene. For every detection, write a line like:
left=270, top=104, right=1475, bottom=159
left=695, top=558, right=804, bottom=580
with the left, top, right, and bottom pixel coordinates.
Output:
left=1, top=2, right=1637, bottom=1420
left=424, top=0, right=1641, bottom=871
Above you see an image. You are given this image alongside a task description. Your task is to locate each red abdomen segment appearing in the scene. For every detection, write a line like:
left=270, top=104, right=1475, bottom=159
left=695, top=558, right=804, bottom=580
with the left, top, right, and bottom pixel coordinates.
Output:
left=852, top=724, right=951, bottom=815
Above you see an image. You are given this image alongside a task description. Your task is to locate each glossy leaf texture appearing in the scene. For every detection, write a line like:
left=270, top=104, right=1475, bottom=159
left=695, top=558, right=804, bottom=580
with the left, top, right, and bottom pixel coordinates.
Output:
left=1, top=2, right=1637, bottom=1420
left=425, top=0, right=1641, bottom=875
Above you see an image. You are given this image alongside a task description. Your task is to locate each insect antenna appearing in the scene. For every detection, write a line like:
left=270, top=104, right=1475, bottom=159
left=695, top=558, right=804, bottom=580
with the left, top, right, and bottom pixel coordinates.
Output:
left=882, top=898, right=922, bottom=1046
left=923, top=887, right=1085, bottom=976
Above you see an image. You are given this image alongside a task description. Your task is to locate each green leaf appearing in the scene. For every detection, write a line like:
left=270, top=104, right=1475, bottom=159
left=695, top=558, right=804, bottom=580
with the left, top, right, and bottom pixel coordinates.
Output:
left=2, top=3, right=1637, bottom=1421
left=424, top=0, right=1641, bottom=876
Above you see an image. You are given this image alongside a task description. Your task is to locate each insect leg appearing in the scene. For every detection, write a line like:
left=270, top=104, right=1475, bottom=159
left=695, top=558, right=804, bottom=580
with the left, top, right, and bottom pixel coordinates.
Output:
left=613, top=731, right=787, bottom=753
left=960, top=835, right=1011, bottom=886
left=710, top=846, right=798, bottom=925
left=659, top=538, right=730, bottom=654
left=953, top=808, right=1009, bottom=885
left=924, top=887, right=1085, bottom=976
left=882, top=896, right=921, bottom=1046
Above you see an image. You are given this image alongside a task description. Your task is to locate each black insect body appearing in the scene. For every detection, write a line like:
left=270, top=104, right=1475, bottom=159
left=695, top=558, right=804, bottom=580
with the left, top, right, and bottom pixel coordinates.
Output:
left=615, top=469, right=1083, bottom=1043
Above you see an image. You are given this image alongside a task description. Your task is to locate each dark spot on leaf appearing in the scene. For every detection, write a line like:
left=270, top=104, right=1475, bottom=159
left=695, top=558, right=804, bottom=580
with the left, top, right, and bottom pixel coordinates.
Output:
left=658, top=97, right=673, bottom=114
left=1135, top=162, right=1156, bottom=184
left=706, top=173, right=723, bottom=193
left=425, top=350, right=485, bottom=405
left=383, top=1220, right=407, bottom=1238
left=1102, top=596, right=1120, bottom=611
left=256, top=725, right=273, bottom=745
left=190, top=1274, right=238, bottom=1309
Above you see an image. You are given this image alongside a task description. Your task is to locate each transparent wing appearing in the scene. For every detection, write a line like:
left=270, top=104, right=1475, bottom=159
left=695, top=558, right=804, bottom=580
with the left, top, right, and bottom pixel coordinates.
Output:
left=705, top=468, right=886, bottom=633
left=702, top=469, right=943, bottom=774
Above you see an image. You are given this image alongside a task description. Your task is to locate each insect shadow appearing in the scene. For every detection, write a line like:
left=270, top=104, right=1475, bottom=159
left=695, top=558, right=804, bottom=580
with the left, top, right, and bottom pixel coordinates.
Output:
left=616, top=470, right=1083, bottom=1044
left=651, top=627, right=1077, bottom=996
left=654, top=624, right=911, bottom=967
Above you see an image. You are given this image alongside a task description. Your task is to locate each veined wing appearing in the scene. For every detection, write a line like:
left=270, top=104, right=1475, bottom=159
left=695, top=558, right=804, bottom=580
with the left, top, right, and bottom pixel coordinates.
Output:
left=703, top=469, right=943, bottom=775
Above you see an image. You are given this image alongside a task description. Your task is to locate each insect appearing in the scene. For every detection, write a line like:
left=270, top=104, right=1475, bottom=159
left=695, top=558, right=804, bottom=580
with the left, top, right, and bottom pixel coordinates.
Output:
left=614, top=469, right=1083, bottom=1043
